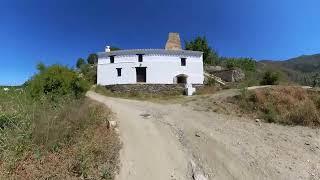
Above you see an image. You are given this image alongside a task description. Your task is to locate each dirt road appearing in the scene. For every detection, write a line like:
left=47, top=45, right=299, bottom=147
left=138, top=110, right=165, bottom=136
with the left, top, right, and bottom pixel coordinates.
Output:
left=87, top=91, right=320, bottom=180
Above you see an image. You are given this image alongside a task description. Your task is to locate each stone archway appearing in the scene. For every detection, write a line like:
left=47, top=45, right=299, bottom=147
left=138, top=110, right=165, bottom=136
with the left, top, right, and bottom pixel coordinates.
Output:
left=174, top=74, right=188, bottom=84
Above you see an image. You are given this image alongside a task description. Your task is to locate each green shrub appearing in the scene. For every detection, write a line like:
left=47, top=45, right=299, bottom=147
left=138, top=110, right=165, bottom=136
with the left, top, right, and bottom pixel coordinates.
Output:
left=239, top=87, right=249, bottom=98
left=235, top=88, right=256, bottom=111
left=221, top=57, right=256, bottom=72
left=260, top=71, right=279, bottom=85
left=80, top=64, right=97, bottom=84
left=27, top=64, right=89, bottom=100
left=205, top=77, right=216, bottom=86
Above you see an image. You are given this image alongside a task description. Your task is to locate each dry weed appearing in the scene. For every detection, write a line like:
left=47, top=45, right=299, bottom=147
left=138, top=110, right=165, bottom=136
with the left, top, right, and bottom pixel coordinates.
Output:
left=235, top=86, right=320, bottom=127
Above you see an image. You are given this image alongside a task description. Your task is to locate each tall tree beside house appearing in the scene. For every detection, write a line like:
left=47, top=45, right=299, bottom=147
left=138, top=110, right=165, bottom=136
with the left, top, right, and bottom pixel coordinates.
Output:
left=76, top=56, right=97, bottom=84
left=185, top=36, right=220, bottom=65
left=87, top=53, right=98, bottom=64
left=80, top=64, right=97, bottom=84
left=76, top=58, right=86, bottom=68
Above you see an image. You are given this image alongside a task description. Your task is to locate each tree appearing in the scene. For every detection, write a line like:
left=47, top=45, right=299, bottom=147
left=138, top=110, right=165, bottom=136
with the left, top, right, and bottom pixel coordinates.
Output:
left=80, top=64, right=97, bottom=84
left=185, top=36, right=220, bottom=65
left=110, top=46, right=121, bottom=51
left=76, top=58, right=86, bottom=68
left=87, top=53, right=98, bottom=64
left=312, top=73, right=320, bottom=87
left=222, top=57, right=256, bottom=72
left=260, top=71, right=279, bottom=85
left=76, top=58, right=86, bottom=69
left=37, top=62, right=46, bottom=73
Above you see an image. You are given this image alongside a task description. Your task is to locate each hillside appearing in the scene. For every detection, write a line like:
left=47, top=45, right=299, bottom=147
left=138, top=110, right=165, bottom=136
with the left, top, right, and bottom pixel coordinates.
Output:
left=258, top=53, right=320, bottom=85
left=260, top=54, right=320, bottom=72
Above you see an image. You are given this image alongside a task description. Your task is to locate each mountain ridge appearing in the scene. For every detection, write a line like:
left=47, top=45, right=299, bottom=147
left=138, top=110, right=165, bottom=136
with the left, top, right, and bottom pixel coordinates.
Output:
left=257, top=53, right=320, bottom=85
left=260, top=53, right=320, bottom=73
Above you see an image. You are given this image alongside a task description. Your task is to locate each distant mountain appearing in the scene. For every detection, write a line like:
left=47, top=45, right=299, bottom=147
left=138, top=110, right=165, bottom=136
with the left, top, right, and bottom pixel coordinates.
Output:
left=280, top=54, right=320, bottom=72
left=258, top=53, right=320, bottom=85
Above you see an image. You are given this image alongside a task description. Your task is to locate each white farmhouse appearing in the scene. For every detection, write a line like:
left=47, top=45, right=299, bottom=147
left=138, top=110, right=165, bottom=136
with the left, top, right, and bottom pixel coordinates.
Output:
left=97, top=33, right=204, bottom=88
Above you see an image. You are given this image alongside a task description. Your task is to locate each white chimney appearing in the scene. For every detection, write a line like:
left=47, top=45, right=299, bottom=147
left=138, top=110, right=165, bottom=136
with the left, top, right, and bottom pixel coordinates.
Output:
left=105, top=45, right=111, bottom=52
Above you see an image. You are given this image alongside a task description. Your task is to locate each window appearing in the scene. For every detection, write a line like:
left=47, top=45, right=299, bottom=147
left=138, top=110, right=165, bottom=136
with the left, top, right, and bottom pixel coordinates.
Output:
left=110, top=56, right=115, bottom=63
left=181, top=58, right=186, bottom=66
left=116, top=68, right=122, bottom=77
left=137, top=54, right=143, bottom=62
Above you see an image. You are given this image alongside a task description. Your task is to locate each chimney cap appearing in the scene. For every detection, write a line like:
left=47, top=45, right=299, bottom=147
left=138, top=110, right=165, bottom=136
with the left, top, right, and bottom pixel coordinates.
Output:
left=105, top=45, right=111, bottom=52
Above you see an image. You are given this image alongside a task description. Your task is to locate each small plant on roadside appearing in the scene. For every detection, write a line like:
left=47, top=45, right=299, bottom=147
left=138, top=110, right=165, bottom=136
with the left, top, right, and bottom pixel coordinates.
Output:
left=234, top=87, right=256, bottom=111
left=261, top=105, right=278, bottom=123
left=205, top=77, right=216, bottom=86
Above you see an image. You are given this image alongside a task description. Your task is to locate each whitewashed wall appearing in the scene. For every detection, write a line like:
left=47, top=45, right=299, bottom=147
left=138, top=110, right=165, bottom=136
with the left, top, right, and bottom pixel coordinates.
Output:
left=97, top=54, right=204, bottom=85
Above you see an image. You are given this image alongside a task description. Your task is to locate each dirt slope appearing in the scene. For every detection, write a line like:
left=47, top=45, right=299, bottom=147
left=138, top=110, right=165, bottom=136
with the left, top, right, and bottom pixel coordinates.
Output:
left=87, top=91, right=320, bottom=180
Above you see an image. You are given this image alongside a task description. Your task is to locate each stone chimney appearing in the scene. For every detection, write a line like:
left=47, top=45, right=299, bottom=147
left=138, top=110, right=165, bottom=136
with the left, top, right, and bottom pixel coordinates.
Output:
left=165, top=32, right=182, bottom=50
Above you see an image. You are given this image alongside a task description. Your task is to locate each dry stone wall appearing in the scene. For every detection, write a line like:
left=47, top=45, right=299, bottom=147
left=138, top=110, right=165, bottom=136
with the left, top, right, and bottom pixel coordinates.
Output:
left=105, top=84, right=187, bottom=95
left=211, top=69, right=245, bottom=82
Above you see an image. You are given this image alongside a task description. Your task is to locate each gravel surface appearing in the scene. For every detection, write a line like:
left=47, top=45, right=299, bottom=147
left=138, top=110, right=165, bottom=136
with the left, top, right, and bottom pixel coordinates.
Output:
left=87, top=91, right=320, bottom=180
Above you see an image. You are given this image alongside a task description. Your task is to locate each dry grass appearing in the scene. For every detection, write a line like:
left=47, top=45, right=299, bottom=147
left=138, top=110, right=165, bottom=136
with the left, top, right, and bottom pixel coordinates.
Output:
left=0, top=89, right=121, bottom=179
left=234, top=86, right=320, bottom=127
left=194, top=86, right=220, bottom=95
left=9, top=124, right=120, bottom=180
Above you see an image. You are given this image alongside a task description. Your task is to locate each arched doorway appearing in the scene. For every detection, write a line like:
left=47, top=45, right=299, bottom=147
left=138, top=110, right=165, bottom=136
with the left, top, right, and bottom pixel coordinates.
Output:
left=175, top=74, right=188, bottom=84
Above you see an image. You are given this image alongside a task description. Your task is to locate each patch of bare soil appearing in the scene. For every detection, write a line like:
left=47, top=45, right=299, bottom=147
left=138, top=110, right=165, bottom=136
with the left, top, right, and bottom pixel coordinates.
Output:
left=180, top=89, right=247, bottom=117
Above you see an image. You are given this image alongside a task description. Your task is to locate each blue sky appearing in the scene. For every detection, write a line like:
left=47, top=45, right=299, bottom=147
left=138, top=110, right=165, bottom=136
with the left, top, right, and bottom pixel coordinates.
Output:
left=0, top=0, right=319, bottom=85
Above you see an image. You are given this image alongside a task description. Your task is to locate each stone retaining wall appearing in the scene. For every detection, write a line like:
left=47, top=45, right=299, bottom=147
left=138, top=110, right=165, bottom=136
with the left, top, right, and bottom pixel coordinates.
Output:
left=212, top=69, right=245, bottom=82
left=105, top=84, right=187, bottom=95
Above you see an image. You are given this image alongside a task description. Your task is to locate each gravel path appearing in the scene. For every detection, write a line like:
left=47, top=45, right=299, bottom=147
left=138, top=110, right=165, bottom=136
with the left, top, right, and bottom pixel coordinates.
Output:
left=87, top=91, right=320, bottom=180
